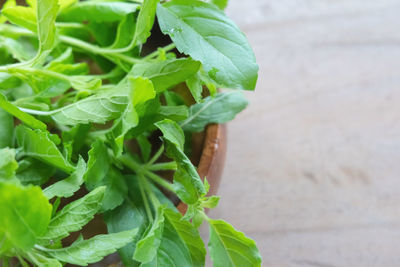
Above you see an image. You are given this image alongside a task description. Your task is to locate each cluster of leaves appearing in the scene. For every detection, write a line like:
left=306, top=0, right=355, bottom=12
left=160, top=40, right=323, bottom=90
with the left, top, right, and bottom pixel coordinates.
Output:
left=0, top=0, right=261, bottom=266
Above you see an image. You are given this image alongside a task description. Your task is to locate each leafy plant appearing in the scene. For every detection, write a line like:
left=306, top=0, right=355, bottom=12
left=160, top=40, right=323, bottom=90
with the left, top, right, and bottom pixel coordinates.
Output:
left=0, top=0, right=261, bottom=266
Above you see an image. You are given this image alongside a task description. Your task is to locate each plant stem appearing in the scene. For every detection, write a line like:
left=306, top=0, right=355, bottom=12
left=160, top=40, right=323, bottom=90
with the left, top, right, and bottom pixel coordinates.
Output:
left=17, top=107, right=54, bottom=116
left=138, top=174, right=154, bottom=222
left=144, top=171, right=175, bottom=193
left=119, top=154, right=176, bottom=193
left=147, top=161, right=177, bottom=171
left=144, top=43, right=176, bottom=60
left=146, top=144, right=164, bottom=165
left=59, top=35, right=142, bottom=64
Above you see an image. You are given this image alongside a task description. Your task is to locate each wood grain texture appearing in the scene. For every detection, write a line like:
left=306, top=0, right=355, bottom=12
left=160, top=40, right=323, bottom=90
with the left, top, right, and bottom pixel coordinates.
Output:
left=206, top=1, right=400, bottom=266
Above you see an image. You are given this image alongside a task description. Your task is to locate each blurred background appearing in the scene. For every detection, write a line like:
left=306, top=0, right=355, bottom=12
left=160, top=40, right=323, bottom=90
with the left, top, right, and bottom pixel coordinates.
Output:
left=208, top=0, right=400, bottom=266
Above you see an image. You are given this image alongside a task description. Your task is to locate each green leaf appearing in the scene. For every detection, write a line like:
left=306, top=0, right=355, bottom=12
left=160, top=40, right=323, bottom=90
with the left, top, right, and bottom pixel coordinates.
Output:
left=1, top=6, right=36, bottom=32
left=45, top=229, right=138, bottom=266
left=137, top=135, right=151, bottom=162
left=0, top=0, right=16, bottom=23
left=43, top=156, right=86, bottom=199
left=130, top=58, right=201, bottom=93
left=0, top=107, right=13, bottom=148
left=0, top=93, right=47, bottom=130
left=98, top=167, right=128, bottom=211
left=27, top=252, right=62, bottom=267
left=15, top=125, right=74, bottom=173
left=186, top=74, right=203, bottom=103
left=50, top=86, right=129, bottom=126
left=16, top=158, right=55, bottom=186
left=163, top=208, right=206, bottom=267
left=84, top=139, right=110, bottom=189
left=49, top=75, right=149, bottom=127
left=110, top=13, right=137, bottom=49
left=181, top=91, right=248, bottom=132
left=133, top=206, right=165, bottom=263
left=0, top=182, right=52, bottom=252
left=155, top=119, right=206, bottom=204
left=36, top=0, right=59, bottom=59
left=104, top=177, right=149, bottom=266
left=156, top=118, right=185, bottom=150
left=134, top=0, right=159, bottom=45
left=159, top=105, right=189, bottom=121
left=0, top=148, right=18, bottom=180
left=211, top=0, right=229, bottom=10
left=201, top=195, right=220, bottom=209
left=0, top=36, right=36, bottom=62
left=157, top=0, right=258, bottom=90
left=140, top=208, right=203, bottom=267
left=40, top=186, right=105, bottom=242
left=111, top=76, right=156, bottom=155
left=59, top=1, right=140, bottom=22
left=208, top=219, right=262, bottom=267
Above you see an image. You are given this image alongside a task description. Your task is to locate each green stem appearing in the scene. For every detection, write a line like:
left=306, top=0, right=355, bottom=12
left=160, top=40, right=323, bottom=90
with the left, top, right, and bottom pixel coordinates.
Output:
left=144, top=43, right=176, bottom=60
left=144, top=171, right=175, bottom=193
left=138, top=174, right=154, bottom=222
left=17, top=107, right=54, bottom=116
left=146, top=144, right=164, bottom=165
left=59, top=35, right=142, bottom=64
left=143, top=178, right=161, bottom=209
left=120, top=154, right=176, bottom=193
left=147, top=161, right=177, bottom=171
left=119, top=154, right=143, bottom=173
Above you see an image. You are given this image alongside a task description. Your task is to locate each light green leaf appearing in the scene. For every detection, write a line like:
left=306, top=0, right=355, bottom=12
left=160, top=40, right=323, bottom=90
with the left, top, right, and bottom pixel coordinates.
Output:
left=45, top=229, right=138, bottom=266
left=0, top=148, right=18, bottom=180
left=43, top=156, right=86, bottom=199
left=0, top=182, right=52, bottom=252
left=50, top=86, right=129, bottom=126
left=27, top=251, right=62, bottom=267
left=181, top=91, right=248, bottom=132
left=208, top=219, right=262, bottom=267
left=0, top=93, right=47, bottom=130
left=0, top=107, right=13, bottom=148
left=186, top=74, right=203, bottom=103
left=155, top=119, right=206, bottom=204
left=159, top=105, right=189, bottom=121
left=0, top=36, right=36, bottom=61
left=0, top=0, right=16, bottom=23
left=59, top=0, right=77, bottom=11
left=163, top=208, right=206, bottom=267
left=130, top=58, right=201, bottom=93
left=156, top=119, right=185, bottom=150
left=157, top=0, right=258, bottom=90
left=40, top=186, right=105, bottom=242
left=201, top=195, right=220, bottom=209
left=59, top=1, right=140, bottom=22
left=211, top=0, right=228, bottom=10
left=133, top=206, right=165, bottom=263
left=84, top=139, right=110, bottom=189
left=15, top=125, right=74, bottom=173
left=99, top=167, right=128, bottom=211
left=111, top=76, right=156, bottom=155
left=1, top=6, right=36, bottom=32
left=140, top=208, right=202, bottom=267
left=134, top=0, right=159, bottom=45
left=110, top=13, right=137, bottom=49
left=69, top=75, right=102, bottom=91
left=36, top=0, right=59, bottom=58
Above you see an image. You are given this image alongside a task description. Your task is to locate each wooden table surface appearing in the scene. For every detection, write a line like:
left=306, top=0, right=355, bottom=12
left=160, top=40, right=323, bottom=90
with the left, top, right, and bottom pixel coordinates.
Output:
left=206, top=1, right=400, bottom=266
